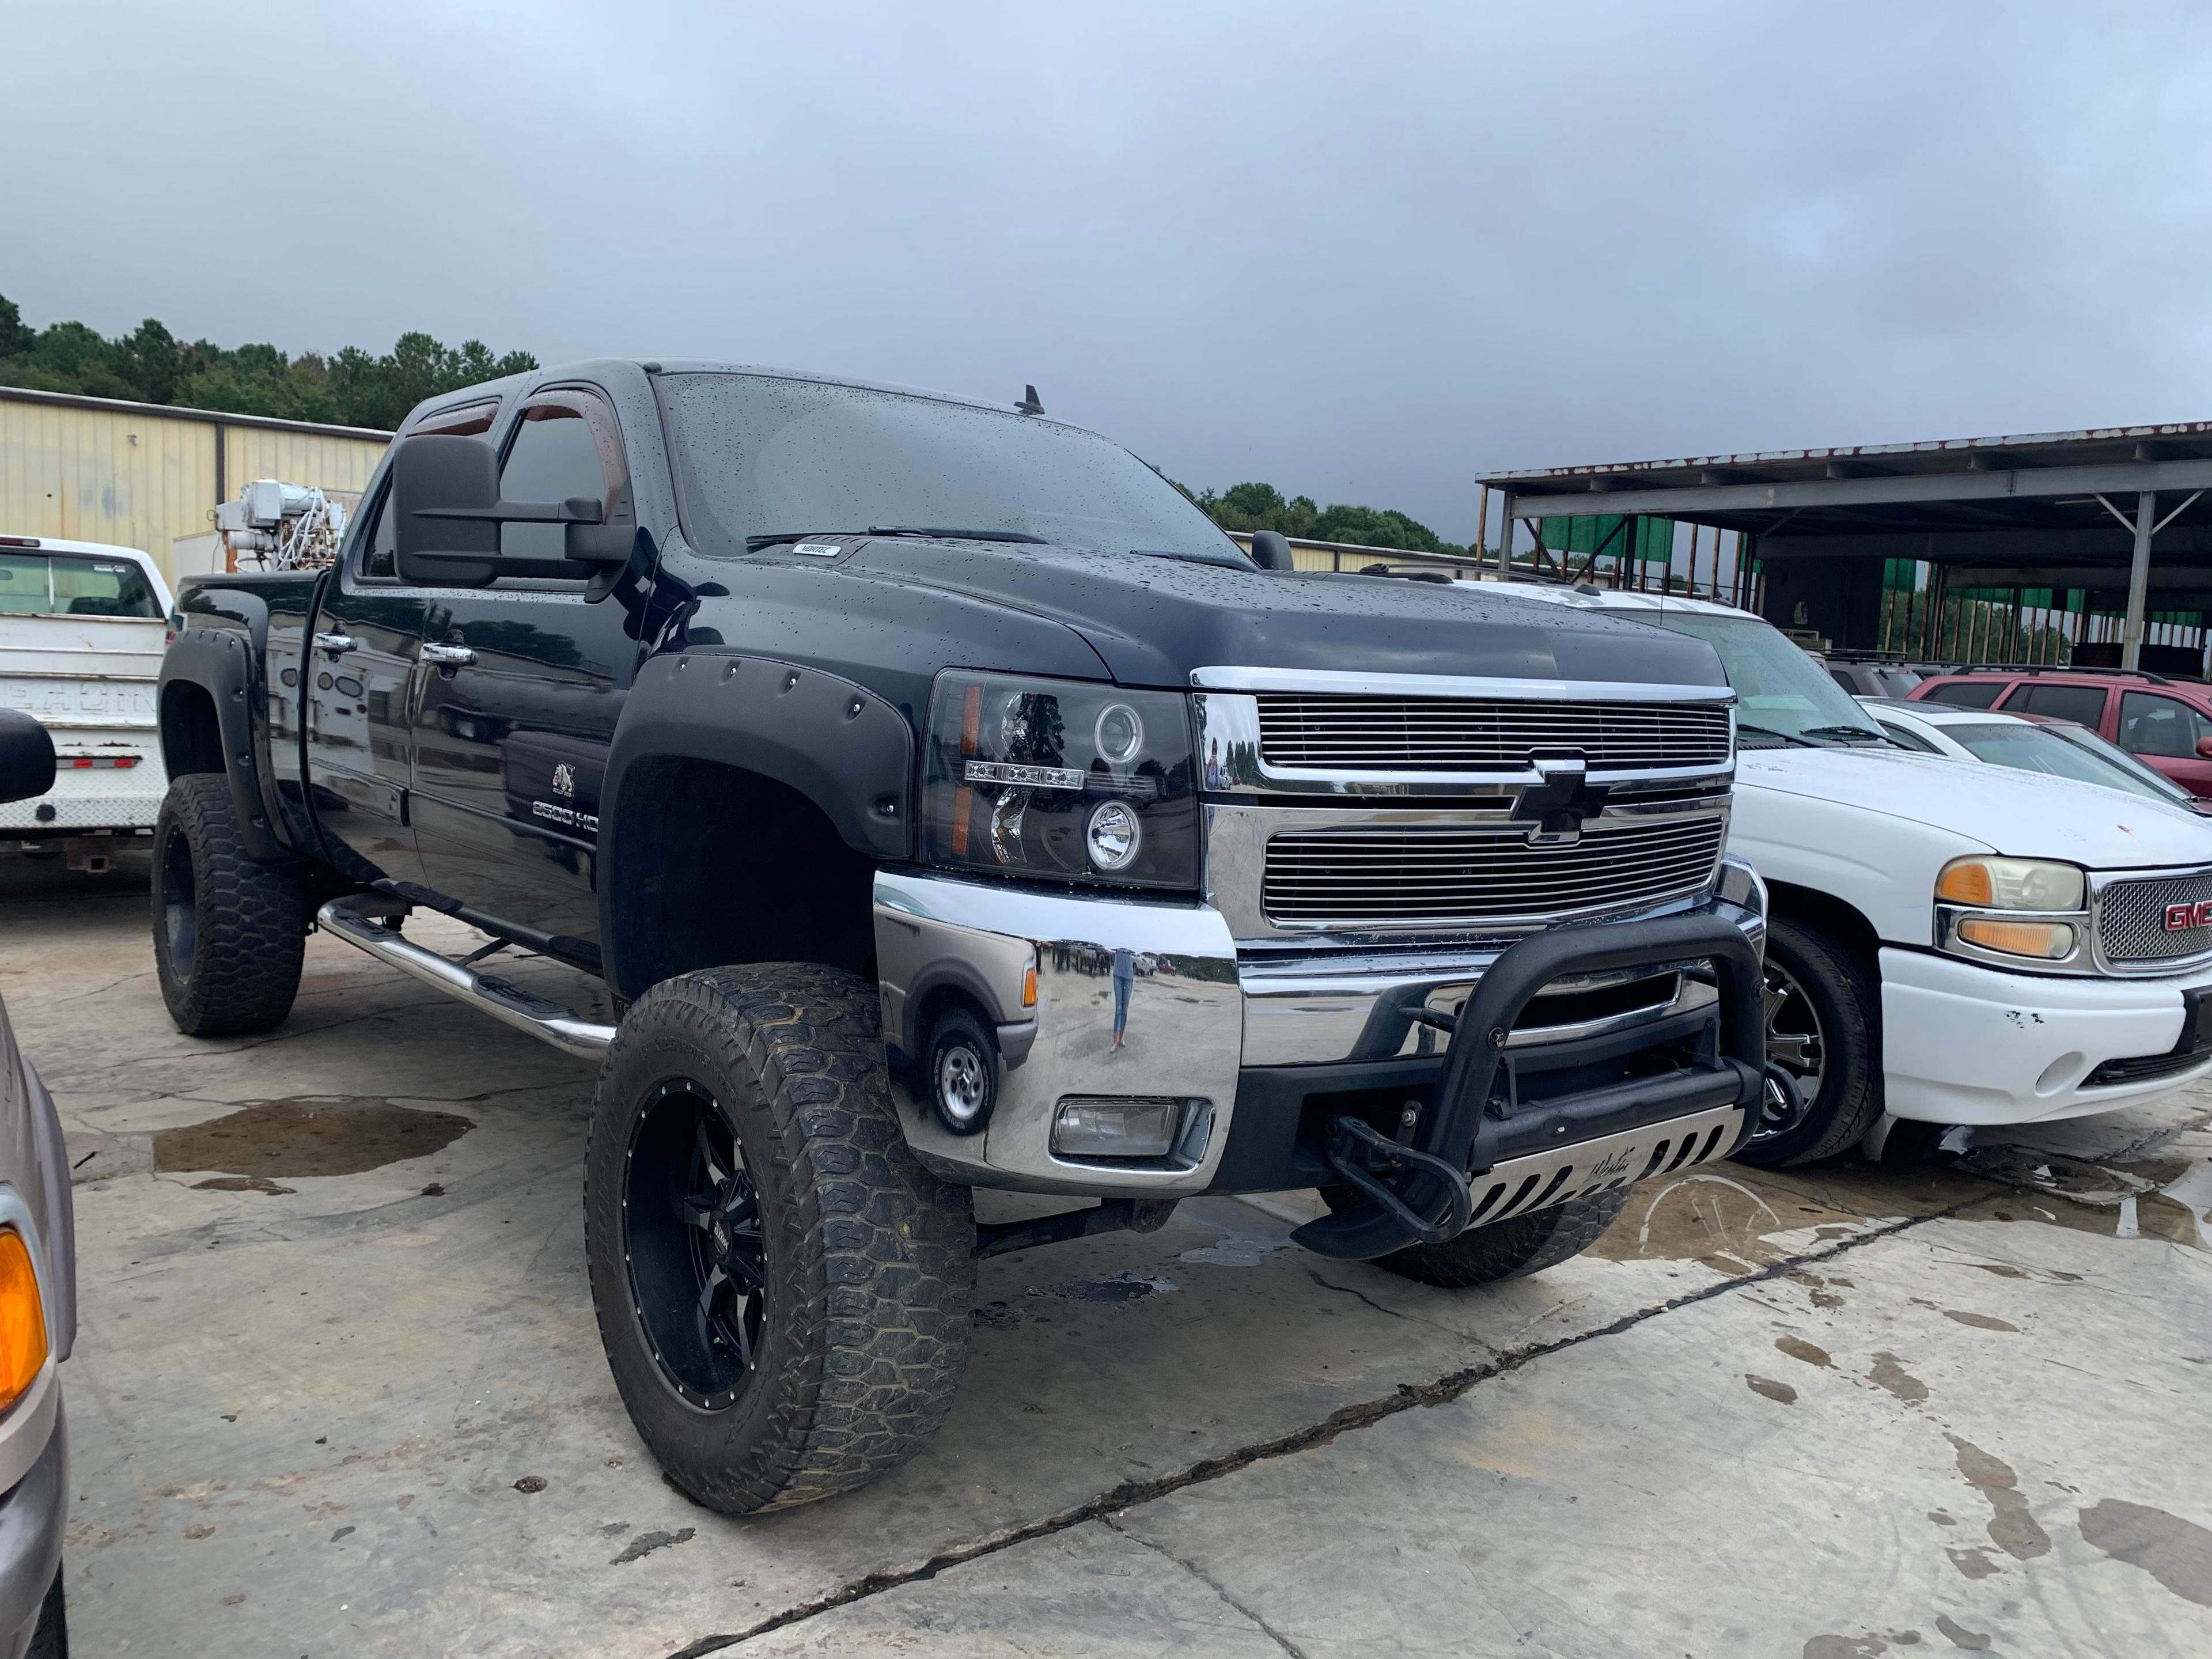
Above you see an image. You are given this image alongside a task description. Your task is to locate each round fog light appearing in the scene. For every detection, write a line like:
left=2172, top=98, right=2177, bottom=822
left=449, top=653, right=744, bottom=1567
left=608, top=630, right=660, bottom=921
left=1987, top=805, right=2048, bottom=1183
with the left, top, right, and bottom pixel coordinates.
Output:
left=1085, top=800, right=1142, bottom=872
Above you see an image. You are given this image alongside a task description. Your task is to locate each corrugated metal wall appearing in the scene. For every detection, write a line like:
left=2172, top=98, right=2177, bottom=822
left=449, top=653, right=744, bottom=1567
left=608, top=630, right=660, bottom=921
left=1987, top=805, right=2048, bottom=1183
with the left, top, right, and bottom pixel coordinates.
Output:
left=0, top=389, right=388, bottom=581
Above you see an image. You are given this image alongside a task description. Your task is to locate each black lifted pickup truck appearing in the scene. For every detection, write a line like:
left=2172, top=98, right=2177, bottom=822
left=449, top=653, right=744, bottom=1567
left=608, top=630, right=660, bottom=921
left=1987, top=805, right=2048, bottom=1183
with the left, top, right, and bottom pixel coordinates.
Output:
left=152, top=361, right=1779, bottom=1512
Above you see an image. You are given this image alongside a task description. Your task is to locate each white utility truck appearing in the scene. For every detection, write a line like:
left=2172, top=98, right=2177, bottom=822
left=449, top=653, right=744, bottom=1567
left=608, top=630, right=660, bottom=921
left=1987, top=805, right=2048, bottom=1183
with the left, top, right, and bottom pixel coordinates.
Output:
left=1503, top=581, right=2212, bottom=1164
left=0, top=535, right=173, bottom=868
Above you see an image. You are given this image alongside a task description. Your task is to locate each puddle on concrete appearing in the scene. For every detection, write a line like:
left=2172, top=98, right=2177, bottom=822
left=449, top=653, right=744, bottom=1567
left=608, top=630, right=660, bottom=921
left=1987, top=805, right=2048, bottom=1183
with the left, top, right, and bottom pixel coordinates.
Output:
left=154, top=1097, right=473, bottom=1180
left=2078, top=1498, right=2212, bottom=1608
left=1869, top=1352, right=1928, bottom=1406
left=1774, top=1335, right=1832, bottom=1368
left=1589, top=1162, right=1986, bottom=1272
left=1745, top=1374, right=1797, bottom=1405
left=1948, top=1434, right=2051, bottom=1560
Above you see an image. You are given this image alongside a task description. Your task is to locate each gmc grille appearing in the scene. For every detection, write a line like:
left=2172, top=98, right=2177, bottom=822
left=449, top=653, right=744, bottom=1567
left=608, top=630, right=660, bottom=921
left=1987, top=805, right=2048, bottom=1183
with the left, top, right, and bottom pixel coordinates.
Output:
left=2099, top=869, right=2212, bottom=964
left=1255, top=694, right=1731, bottom=773
left=1261, top=815, right=1728, bottom=928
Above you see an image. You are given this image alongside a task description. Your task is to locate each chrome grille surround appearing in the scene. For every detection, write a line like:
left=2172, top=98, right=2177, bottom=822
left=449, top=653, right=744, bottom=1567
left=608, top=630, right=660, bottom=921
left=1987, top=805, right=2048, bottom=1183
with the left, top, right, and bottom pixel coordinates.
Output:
left=1255, top=692, right=1730, bottom=775
left=1195, top=668, right=1736, bottom=948
left=2094, top=865, right=2212, bottom=972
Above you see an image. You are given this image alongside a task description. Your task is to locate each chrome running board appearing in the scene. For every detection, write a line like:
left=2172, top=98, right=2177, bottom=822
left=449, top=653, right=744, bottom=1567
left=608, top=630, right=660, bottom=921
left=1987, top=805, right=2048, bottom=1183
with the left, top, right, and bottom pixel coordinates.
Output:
left=316, top=896, right=615, bottom=1059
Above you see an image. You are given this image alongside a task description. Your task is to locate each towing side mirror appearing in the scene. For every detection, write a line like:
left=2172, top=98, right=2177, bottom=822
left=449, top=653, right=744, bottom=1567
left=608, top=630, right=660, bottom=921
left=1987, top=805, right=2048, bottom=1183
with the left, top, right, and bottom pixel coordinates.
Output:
left=391, top=433, right=624, bottom=587
left=1249, top=530, right=1295, bottom=572
left=0, top=710, right=56, bottom=807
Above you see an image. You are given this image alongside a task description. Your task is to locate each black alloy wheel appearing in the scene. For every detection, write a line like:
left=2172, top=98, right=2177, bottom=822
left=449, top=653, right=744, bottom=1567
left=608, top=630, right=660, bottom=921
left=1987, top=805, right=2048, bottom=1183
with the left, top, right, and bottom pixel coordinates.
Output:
left=624, top=1079, right=767, bottom=1411
left=1755, top=957, right=1825, bottom=1141
left=1731, top=913, right=1884, bottom=1168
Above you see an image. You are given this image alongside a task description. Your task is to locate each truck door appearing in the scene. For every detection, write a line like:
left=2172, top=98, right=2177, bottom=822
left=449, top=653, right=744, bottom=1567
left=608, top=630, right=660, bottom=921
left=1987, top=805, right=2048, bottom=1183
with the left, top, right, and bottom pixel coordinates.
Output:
left=2117, top=689, right=2212, bottom=798
left=301, top=471, right=433, bottom=889
left=409, top=387, right=646, bottom=948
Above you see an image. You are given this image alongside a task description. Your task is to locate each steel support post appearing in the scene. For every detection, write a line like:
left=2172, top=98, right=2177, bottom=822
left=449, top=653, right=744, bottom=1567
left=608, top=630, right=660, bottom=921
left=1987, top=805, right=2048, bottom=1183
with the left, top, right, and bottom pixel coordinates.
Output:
left=1494, top=491, right=1514, bottom=575
left=2123, top=490, right=2156, bottom=669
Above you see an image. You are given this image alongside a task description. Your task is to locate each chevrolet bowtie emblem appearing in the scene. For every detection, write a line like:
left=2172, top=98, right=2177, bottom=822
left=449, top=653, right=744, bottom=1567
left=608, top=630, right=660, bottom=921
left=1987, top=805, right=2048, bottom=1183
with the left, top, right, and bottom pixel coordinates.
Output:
left=1511, top=756, right=1611, bottom=844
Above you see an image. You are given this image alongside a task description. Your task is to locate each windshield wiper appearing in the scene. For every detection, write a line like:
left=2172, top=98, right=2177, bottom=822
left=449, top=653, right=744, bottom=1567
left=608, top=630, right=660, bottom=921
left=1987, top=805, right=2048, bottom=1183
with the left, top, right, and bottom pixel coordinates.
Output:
left=744, top=525, right=1051, bottom=552
left=1799, top=724, right=1896, bottom=745
left=867, top=525, right=1048, bottom=544
left=1736, top=722, right=1818, bottom=748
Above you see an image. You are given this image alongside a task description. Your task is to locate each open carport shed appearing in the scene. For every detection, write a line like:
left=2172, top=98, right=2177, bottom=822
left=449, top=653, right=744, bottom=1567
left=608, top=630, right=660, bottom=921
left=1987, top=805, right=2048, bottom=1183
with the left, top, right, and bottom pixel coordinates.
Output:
left=1476, top=423, right=2212, bottom=671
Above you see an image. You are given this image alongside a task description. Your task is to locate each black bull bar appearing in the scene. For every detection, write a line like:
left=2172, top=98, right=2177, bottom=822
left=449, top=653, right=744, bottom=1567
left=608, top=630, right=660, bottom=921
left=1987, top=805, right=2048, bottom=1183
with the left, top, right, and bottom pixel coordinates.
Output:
left=1290, top=914, right=1766, bottom=1262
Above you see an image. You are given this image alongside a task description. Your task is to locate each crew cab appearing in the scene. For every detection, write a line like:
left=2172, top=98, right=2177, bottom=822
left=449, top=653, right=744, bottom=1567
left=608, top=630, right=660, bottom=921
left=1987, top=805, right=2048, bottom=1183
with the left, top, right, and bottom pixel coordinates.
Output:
left=1504, top=583, right=2212, bottom=1162
left=151, top=361, right=1770, bottom=1511
left=0, top=536, right=171, bottom=869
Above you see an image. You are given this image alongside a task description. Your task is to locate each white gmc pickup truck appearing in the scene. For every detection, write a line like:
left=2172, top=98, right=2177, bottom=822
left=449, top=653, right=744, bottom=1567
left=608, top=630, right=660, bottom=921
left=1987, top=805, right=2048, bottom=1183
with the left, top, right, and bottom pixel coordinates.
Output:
left=1505, top=582, right=2212, bottom=1164
left=0, top=535, right=172, bottom=868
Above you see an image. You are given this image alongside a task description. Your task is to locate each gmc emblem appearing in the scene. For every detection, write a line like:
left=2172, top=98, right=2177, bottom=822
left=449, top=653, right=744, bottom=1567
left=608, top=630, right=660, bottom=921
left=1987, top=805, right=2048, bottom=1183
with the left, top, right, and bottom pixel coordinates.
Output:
left=2166, top=900, right=2212, bottom=931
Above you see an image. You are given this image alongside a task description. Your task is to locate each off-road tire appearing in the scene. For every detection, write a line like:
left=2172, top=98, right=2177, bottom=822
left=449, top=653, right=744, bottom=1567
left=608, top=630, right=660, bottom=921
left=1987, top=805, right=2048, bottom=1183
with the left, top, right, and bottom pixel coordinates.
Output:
left=1732, top=913, right=1884, bottom=1169
left=150, top=774, right=306, bottom=1037
left=25, top=1563, right=65, bottom=1658
left=585, top=964, right=975, bottom=1514
left=1358, top=1184, right=1635, bottom=1289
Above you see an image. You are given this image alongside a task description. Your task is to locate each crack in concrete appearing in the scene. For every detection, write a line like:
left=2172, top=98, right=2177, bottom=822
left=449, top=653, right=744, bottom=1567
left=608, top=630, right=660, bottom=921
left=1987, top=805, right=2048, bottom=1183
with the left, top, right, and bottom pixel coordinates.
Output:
left=662, top=1205, right=1963, bottom=1658
left=1099, top=1512, right=1311, bottom=1657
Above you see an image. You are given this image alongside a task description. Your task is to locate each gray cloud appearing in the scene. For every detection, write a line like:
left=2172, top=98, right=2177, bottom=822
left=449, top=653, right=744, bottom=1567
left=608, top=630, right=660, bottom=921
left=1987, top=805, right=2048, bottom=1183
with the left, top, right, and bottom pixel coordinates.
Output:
left=9, top=0, right=2211, bottom=541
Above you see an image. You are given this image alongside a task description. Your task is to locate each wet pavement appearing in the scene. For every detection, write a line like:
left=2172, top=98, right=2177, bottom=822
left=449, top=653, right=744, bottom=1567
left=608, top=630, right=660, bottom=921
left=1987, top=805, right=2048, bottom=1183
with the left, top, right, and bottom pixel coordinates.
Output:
left=4, top=847, right=2209, bottom=1657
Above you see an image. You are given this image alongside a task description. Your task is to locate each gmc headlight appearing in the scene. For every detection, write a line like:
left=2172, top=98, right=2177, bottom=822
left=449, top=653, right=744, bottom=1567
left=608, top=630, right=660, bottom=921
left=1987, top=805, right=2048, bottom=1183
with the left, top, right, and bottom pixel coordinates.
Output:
left=1934, top=856, right=2089, bottom=967
left=1936, top=857, right=2085, bottom=912
left=920, top=672, right=1199, bottom=889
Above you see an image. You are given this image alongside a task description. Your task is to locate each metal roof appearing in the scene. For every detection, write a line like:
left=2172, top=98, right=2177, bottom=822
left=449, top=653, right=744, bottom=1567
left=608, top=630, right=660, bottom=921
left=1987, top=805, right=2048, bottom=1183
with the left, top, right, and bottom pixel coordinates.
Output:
left=1480, top=421, right=2212, bottom=491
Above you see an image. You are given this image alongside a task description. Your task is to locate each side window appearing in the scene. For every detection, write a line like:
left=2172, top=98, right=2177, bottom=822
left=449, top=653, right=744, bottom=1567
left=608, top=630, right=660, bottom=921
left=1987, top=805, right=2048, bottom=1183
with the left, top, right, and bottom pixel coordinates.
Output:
left=359, top=486, right=398, bottom=579
left=498, top=392, right=627, bottom=568
left=1827, top=668, right=1857, bottom=694
left=1923, top=680, right=2003, bottom=709
left=2013, top=683, right=2108, bottom=725
left=2119, top=691, right=2212, bottom=759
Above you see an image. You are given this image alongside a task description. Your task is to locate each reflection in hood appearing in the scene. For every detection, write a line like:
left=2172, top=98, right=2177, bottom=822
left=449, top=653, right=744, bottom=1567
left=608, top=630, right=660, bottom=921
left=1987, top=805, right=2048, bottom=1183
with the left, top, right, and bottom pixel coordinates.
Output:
left=1740, top=746, right=2212, bottom=869
left=836, top=540, right=1728, bottom=690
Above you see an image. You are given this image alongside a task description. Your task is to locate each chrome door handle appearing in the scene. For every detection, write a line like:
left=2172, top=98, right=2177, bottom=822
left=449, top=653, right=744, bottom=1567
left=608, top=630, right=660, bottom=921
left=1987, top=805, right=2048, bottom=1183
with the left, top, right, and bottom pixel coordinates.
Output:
left=420, top=643, right=477, bottom=667
left=313, top=632, right=357, bottom=655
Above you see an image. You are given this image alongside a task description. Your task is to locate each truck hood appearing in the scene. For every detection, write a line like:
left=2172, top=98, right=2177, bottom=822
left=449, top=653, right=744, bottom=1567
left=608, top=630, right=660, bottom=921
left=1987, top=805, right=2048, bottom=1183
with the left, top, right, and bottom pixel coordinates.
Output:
left=837, top=540, right=1726, bottom=690
left=1739, top=746, right=2212, bottom=870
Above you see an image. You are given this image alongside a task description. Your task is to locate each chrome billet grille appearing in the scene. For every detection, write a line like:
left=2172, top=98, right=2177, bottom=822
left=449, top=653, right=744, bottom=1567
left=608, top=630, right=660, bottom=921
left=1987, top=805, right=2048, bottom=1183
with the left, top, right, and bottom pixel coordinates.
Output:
left=1262, top=815, right=1728, bottom=927
left=1255, top=694, right=1730, bottom=773
left=2100, top=869, right=2212, bottom=963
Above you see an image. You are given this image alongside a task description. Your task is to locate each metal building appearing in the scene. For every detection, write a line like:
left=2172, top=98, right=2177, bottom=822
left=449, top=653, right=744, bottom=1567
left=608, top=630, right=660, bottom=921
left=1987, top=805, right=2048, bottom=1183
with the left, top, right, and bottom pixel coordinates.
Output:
left=0, top=385, right=389, bottom=582
left=1478, top=423, right=2212, bottom=671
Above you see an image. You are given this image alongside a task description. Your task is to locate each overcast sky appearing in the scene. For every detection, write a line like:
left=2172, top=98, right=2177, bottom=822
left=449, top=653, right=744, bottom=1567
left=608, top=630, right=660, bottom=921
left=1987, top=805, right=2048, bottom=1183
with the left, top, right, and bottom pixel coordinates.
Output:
left=10, top=1, right=2212, bottom=542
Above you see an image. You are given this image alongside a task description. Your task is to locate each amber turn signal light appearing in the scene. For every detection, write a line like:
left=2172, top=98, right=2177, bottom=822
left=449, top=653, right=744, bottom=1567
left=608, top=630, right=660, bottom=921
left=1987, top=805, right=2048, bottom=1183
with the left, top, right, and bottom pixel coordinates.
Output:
left=0, top=1230, right=46, bottom=1412
left=1956, top=918, right=2076, bottom=960
left=1022, top=962, right=1038, bottom=1009
left=1936, top=862, right=1995, bottom=906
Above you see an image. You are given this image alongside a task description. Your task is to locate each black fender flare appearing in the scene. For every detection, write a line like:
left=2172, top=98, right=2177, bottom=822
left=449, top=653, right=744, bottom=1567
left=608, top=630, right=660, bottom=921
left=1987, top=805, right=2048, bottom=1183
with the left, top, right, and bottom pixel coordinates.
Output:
left=157, top=627, right=294, bottom=864
left=599, top=651, right=913, bottom=995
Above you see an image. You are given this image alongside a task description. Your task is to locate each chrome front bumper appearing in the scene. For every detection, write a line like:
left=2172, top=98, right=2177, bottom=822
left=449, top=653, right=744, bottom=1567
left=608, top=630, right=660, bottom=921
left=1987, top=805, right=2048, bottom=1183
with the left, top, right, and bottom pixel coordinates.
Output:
left=872, top=861, right=1766, bottom=1197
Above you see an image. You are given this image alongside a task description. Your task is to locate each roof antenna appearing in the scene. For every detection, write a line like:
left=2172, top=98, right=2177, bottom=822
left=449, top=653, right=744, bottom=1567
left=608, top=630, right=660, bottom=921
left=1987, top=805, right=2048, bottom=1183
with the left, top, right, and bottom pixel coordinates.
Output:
left=1015, top=384, right=1044, bottom=416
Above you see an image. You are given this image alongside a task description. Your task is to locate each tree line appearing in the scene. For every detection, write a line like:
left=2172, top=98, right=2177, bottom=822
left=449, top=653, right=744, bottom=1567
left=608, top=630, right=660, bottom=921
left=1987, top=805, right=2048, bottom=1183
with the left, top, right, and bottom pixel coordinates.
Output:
left=0, top=293, right=536, bottom=431
left=2, top=294, right=1467, bottom=547
left=1175, top=480, right=1467, bottom=557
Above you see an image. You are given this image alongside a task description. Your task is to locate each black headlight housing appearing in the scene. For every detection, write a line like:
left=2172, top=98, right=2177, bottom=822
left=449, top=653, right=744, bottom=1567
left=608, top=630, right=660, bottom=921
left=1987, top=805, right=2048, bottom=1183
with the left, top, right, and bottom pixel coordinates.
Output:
left=919, top=672, right=1199, bottom=891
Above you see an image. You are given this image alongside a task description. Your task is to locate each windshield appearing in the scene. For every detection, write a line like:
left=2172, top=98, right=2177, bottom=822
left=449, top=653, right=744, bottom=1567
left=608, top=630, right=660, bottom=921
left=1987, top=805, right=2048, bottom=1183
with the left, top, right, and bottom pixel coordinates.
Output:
left=0, top=552, right=162, bottom=619
left=1946, top=720, right=2190, bottom=804
left=658, top=373, right=1248, bottom=566
left=1635, top=612, right=1886, bottom=745
left=2033, top=722, right=2199, bottom=805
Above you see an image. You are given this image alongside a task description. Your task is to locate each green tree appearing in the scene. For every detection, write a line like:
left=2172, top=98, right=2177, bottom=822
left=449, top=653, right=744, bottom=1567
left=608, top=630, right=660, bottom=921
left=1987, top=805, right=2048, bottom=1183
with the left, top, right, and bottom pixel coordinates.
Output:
left=0, top=293, right=536, bottom=430
left=1188, top=478, right=1465, bottom=556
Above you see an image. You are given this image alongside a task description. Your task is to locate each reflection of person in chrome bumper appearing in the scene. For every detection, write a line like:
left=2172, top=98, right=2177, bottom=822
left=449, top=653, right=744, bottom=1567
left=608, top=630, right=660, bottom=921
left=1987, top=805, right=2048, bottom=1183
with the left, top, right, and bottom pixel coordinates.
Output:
left=1111, top=946, right=1134, bottom=1048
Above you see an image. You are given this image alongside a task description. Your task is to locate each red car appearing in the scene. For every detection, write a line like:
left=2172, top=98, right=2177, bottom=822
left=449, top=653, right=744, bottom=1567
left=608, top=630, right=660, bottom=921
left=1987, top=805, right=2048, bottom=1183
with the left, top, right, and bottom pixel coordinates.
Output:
left=1908, top=668, right=2212, bottom=798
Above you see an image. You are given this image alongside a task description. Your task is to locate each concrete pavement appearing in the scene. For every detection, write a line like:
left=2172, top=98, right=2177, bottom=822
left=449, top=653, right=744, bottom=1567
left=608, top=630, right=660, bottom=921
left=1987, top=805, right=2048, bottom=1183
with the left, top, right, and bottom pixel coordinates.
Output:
left=4, top=848, right=2208, bottom=1657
